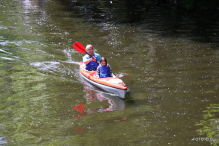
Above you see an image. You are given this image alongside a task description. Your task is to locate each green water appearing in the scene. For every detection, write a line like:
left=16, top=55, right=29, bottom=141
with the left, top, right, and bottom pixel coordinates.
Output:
left=0, top=0, right=219, bottom=145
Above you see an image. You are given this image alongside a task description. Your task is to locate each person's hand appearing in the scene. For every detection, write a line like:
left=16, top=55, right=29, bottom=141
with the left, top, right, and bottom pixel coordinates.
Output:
left=92, top=57, right=96, bottom=61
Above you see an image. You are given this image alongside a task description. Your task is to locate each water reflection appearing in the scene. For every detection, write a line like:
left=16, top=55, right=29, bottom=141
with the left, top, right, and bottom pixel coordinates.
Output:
left=196, top=103, right=219, bottom=145
left=23, top=0, right=45, bottom=9
left=38, top=0, right=45, bottom=8
left=84, top=85, right=125, bottom=112
left=75, top=76, right=125, bottom=116
left=23, top=0, right=47, bottom=28
left=72, top=77, right=126, bottom=131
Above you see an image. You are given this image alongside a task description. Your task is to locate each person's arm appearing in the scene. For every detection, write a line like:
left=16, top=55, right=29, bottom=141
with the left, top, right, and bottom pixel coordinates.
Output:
left=108, top=65, right=114, bottom=77
left=83, top=56, right=96, bottom=64
left=95, top=66, right=100, bottom=78
left=96, top=54, right=101, bottom=63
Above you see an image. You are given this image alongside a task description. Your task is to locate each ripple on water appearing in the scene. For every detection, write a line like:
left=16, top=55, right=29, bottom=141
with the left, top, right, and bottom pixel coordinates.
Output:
left=0, top=136, right=7, bottom=145
left=0, top=26, right=7, bottom=30
left=0, top=49, right=11, bottom=54
left=30, top=61, right=60, bottom=71
left=0, top=57, right=14, bottom=60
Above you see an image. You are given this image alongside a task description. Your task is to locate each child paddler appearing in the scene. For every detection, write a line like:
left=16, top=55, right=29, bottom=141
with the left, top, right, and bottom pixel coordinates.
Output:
left=95, top=57, right=114, bottom=78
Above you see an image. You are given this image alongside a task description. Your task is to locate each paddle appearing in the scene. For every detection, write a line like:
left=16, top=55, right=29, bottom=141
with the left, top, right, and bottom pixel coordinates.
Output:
left=73, top=41, right=96, bottom=61
left=73, top=41, right=86, bottom=53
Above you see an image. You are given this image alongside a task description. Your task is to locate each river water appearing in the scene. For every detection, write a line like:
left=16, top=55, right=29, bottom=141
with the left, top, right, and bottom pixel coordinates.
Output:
left=0, top=0, right=219, bottom=145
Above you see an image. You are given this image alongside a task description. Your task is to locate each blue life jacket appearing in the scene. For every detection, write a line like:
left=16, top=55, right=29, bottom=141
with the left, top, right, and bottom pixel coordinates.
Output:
left=99, top=64, right=110, bottom=78
left=85, top=53, right=99, bottom=71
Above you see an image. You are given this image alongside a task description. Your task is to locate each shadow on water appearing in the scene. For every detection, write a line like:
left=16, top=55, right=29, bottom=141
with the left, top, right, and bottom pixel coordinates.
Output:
left=60, top=0, right=219, bottom=48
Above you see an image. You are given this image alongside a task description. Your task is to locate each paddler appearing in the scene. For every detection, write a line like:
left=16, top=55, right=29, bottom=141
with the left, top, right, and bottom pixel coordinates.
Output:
left=83, top=44, right=101, bottom=71
left=95, top=57, right=114, bottom=78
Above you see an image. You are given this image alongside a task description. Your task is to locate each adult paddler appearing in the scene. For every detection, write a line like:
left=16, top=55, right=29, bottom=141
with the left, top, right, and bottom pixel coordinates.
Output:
left=83, top=44, right=101, bottom=71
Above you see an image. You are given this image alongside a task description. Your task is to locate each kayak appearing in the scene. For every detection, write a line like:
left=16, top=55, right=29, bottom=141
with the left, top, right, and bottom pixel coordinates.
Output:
left=80, top=62, right=127, bottom=98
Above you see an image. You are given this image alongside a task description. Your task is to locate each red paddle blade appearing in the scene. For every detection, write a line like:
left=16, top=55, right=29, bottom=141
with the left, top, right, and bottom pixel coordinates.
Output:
left=73, top=41, right=86, bottom=53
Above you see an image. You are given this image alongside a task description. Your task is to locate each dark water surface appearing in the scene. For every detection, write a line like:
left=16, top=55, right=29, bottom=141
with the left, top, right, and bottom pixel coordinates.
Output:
left=0, top=0, right=219, bottom=145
